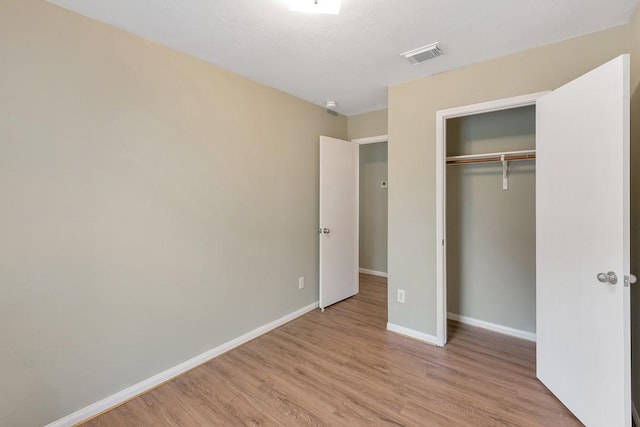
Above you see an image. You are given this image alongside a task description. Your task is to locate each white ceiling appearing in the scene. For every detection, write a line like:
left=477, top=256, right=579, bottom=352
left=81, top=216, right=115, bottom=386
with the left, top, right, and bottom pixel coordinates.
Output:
left=47, top=0, right=639, bottom=116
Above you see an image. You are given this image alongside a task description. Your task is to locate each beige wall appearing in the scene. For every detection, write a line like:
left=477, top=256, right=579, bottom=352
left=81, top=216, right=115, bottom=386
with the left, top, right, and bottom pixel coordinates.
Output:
left=348, top=109, right=388, bottom=140
left=388, top=25, right=629, bottom=335
left=359, top=143, right=388, bottom=273
left=630, top=3, right=640, bottom=416
left=2, top=0, right=638, bottom=423
left=446, top=107, right=536, bottom=332
left=0, top=1, right=346, bottom=426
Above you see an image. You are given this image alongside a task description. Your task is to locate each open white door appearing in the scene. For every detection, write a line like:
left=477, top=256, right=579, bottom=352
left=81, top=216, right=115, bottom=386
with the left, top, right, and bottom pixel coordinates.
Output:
left=319, top=136, right=358, bottom=310
left=536, top=55, right=631, bottom=426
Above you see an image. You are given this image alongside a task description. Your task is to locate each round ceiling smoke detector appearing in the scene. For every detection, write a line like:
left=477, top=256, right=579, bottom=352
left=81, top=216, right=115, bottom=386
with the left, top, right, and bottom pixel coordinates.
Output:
left=325, top=100, right=337, bottom=110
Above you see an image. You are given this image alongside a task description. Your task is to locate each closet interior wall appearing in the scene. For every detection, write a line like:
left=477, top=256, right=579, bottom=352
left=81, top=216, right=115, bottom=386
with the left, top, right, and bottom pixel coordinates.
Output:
left=446, top=106, right=536, bottom=334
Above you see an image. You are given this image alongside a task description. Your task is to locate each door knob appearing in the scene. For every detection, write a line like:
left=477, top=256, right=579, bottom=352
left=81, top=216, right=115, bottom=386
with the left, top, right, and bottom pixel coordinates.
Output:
left=323, top=228, right=330, bottom=234
left=597, top=271, right=617, bottom=285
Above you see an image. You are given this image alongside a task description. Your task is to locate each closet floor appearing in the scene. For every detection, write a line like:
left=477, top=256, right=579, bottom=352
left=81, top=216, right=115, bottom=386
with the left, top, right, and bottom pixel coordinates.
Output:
left=83, top=273, right=580, bottom=426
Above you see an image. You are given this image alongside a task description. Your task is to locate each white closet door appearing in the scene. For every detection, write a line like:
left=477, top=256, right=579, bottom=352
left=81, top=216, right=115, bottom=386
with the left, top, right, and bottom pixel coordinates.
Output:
left=536, top=54, right=631, bottom=427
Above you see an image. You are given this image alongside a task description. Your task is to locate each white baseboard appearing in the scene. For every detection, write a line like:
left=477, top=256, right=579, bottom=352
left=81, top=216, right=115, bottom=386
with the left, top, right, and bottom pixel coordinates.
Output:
left=387, top=322, right=442, bottom=347
left=45, top=301, right=319, bottom=427
left=633, top=401, right=639, bottom=426
left=447, top=312, right=536, bottom=342
left=359, top=268, right=388, bottom=278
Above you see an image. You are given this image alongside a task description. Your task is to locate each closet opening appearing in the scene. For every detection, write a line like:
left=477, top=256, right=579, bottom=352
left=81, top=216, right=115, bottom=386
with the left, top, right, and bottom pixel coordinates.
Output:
left=435, top=92, right=548, bottom=346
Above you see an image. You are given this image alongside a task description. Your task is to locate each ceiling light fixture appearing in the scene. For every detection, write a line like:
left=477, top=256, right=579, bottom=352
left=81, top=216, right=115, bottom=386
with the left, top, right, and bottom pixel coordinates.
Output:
left=289, top=0, right=341, bottom=15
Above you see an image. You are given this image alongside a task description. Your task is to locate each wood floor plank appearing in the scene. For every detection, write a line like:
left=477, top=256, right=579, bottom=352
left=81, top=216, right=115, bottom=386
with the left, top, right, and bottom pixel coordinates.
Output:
left=82, top=274, right=581, bottom=426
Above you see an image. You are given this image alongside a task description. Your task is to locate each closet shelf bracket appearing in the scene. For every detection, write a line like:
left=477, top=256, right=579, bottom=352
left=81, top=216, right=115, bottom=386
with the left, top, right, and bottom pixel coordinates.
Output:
left=502, top=154, right=508, bottom=191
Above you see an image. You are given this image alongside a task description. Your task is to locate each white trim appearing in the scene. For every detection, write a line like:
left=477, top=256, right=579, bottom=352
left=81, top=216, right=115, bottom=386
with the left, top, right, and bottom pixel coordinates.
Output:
left=359, top=268, right=388, bottom=278
left=437, top=92, right=548, bottom=120
left=435, top=91, right=548, bottom=347
left=387, top=322, right=442, bottom=347
left=45, top=302, right=319, bottom=427
left=633, top=402, right=639, bottom=426
left=319, top=137, right=325, bottom=310
left=351, top=134, right=388, bottom=145
left=447, top=312, right=536, bottom=342
left=435, top=105, right=447, bottom=346
left=355, top=143, right=360, bottom=296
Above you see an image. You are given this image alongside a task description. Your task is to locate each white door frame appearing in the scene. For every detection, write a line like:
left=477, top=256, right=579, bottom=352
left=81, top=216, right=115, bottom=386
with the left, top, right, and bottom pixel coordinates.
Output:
left=351, top=134, right=389, bottom=278
left=352, top=135, right=389, bottom=145
left=434, top=93, right=547, bottom=346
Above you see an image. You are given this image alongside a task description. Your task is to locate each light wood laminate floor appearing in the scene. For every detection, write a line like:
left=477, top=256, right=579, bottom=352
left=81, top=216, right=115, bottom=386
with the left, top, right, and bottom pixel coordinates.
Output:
left=84, top=274, right=580, bottom=426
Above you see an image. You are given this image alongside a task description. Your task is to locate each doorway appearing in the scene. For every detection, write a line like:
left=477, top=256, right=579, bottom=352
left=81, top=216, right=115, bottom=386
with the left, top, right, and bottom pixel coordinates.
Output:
left=319, top=134, right=387, bottom=310
left=446, top=106, right=537, bottom=342
left=435, top=92, right=547, bottom=346
left=357, top=140, right=388, bottom=279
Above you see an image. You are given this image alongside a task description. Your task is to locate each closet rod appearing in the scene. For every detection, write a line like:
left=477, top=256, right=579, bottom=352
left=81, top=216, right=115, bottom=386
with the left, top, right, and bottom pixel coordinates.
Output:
left=446, top=149, right=536, bottom=165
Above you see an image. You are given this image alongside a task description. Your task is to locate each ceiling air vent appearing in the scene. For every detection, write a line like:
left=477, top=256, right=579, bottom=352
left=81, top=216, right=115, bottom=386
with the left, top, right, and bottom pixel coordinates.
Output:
left=401, top=42, right=443, bottom=65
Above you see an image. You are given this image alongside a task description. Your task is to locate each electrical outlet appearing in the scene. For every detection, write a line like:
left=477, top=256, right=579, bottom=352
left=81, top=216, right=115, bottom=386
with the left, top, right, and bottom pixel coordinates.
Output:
left=397, top=289, right=405, bottom=303
left=298, top=276, right=305, bottom=290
